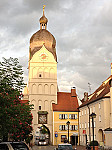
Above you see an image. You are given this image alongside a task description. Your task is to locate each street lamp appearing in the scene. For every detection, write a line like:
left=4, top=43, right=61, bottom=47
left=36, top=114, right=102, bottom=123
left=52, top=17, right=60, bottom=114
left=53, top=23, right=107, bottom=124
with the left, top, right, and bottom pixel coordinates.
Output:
left=66, top=121, right=70, bottom=143
left=89, top=113, right=96, bottom=150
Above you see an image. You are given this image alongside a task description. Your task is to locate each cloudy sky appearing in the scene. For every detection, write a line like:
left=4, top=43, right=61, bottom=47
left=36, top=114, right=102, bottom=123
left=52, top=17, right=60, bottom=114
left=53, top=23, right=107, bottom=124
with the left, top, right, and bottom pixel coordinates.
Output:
left=0, top=0, right=112, bottom=99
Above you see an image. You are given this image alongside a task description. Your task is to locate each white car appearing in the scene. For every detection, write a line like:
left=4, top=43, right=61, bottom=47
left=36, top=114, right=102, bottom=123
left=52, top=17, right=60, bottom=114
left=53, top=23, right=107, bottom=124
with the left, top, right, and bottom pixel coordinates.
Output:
left=0, top=141, right=29, bottom=150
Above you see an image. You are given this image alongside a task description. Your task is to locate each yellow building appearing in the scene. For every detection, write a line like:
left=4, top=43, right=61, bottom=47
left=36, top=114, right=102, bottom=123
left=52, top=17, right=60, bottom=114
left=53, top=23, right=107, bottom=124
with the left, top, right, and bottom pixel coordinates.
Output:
left=52, top=88, right=79, bottom=145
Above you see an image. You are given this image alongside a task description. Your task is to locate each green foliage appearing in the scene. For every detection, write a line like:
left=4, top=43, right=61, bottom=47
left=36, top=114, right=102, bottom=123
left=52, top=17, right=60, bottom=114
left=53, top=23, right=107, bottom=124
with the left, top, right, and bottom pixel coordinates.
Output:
left=90, top=140, right=99, bottom=146
left=0, top=57, right=33, bottom=142
left=0, top=57, right=25, bottom=91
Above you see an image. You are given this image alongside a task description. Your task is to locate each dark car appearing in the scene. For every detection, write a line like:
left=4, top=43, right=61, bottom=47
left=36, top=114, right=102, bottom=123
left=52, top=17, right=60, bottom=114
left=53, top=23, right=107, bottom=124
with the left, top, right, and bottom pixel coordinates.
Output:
left=0, top=141, right=30, bottom=150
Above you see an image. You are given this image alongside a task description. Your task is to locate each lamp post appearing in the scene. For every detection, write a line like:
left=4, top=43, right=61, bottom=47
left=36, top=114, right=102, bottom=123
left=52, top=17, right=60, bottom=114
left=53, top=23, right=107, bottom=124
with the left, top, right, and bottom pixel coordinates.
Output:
left=66, top=121, right=70, bottom=143
left=89, top=113, right=96, bottom=150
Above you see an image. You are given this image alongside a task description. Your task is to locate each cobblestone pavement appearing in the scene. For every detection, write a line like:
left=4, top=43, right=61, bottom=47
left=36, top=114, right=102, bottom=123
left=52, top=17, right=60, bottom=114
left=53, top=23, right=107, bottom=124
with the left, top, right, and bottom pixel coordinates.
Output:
left=32, top=145, right=86, bottom=150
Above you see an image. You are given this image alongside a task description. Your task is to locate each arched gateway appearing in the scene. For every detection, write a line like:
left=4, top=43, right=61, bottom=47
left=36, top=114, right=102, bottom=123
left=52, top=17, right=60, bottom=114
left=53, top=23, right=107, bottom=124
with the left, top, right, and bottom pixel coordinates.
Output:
left=26, top=6, right=57, bottom=144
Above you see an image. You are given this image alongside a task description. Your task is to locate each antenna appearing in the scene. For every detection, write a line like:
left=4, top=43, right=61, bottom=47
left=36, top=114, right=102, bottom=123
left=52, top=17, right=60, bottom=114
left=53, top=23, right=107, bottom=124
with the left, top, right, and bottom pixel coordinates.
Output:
left=88, top=82, right=91, bottom=94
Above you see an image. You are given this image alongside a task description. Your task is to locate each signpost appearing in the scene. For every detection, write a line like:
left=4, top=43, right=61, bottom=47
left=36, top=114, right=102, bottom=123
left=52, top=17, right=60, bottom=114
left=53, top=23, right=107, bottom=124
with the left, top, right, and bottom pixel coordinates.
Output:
left=55, top=131, right=58, bottom=145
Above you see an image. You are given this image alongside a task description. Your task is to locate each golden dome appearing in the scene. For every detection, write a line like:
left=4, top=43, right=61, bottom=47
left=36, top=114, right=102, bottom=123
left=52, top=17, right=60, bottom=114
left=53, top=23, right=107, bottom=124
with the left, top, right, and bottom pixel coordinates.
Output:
left=30, top=29, right=57, bottom=61
left=39, top=15, right=48, bottom=25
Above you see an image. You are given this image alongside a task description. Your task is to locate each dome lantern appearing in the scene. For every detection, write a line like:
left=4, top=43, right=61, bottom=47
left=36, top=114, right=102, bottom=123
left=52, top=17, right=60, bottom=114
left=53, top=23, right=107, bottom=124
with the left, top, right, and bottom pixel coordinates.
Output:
left=39, top=5, right=48, bottom=30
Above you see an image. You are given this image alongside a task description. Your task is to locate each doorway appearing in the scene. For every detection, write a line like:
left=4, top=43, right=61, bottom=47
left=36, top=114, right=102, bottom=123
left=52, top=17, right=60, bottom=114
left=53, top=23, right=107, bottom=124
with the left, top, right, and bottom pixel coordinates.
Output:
left=70, top=135, right=78, bottom=145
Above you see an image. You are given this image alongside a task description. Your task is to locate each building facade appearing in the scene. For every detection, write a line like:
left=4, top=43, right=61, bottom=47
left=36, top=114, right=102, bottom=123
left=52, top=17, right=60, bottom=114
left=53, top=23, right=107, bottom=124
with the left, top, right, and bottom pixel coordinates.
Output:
left=22, top=7, right=81, bottom=145
left=23, top=7, right=57, bottom=144
left=52, top=88, right=79, bottom=145
left=79, top=64, right=112, bottom=148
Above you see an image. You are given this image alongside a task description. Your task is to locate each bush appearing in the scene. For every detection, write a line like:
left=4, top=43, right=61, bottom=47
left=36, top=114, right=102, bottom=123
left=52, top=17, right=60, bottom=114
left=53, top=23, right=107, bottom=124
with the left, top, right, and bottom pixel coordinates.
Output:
left=90, top=140, right=99, bottom=146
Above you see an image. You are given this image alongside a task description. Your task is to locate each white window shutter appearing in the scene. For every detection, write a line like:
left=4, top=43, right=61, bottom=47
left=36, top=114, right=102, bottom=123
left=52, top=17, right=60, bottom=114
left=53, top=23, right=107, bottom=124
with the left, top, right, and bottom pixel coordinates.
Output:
left=69, top=114, right=71, bottom=119
left=75, top=114, right=77, bottom=119
left=65, top=114, right=68, bottom=119
left=59, top=114, right=62, bottom=119
left=69, top=125, right=72, bottom=130
left=65, top=125, right=68, bottom=130
left=75, top=125, right=78, bottom=130
left=59, top=125, right=62, bottom=130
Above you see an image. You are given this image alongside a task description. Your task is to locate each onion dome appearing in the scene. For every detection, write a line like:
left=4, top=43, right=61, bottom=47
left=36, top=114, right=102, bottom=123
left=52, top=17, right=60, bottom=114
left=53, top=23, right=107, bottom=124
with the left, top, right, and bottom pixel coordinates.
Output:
left=29, top=5, right=57, bottom=61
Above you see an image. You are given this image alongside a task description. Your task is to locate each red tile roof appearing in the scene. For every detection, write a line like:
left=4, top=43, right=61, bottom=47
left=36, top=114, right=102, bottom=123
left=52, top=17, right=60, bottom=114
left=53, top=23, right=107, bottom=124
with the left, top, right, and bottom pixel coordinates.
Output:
left=52, top=92, right=79, bottom=112
left=79, top=75, right=112, bottom=108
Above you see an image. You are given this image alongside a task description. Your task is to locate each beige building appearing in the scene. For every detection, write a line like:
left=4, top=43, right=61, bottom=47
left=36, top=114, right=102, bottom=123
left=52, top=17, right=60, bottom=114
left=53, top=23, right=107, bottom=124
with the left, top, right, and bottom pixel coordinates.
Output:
left=79, top=64, right=112, bottom=148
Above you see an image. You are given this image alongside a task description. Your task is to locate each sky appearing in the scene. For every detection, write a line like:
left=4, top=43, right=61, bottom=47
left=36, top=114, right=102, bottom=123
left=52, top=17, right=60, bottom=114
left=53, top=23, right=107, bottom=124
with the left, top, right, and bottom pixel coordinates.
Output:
left=0, top=0, right=112, bottom=99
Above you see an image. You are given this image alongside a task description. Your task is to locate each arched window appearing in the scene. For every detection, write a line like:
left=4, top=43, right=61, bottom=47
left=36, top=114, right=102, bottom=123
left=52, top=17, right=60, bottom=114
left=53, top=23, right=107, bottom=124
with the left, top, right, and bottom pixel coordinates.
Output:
left=32, top=67, right=37, bottom=78
left=38, top=84, right=43, bottom=94
left=44, top=84, right=49, bottom=94
left=32, top=84, right=37, bottom=94
left=50, top=84, right=55, bottom=95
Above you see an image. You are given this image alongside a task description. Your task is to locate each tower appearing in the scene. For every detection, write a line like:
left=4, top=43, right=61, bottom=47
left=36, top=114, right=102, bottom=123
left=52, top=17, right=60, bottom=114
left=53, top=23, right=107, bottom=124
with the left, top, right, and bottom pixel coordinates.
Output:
left=28, top=6, right=57, bottom=143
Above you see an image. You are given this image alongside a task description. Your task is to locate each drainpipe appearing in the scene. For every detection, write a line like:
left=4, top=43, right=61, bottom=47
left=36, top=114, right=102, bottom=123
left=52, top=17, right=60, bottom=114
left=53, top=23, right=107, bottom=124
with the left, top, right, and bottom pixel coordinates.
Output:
left=87, top=105, right=91, bottom=142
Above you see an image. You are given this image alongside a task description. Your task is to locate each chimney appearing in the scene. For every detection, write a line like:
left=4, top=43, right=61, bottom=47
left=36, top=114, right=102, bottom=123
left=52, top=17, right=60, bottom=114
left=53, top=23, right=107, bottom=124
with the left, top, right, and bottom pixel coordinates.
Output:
left=84, top=92, right=88, bottom=101
left=71, top=87, right=76, bottom=97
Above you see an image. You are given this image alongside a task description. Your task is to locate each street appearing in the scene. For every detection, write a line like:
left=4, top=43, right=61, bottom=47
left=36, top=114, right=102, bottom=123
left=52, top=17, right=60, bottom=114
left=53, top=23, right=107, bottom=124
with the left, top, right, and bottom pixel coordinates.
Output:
left=32, top=145, right=86, bottom=150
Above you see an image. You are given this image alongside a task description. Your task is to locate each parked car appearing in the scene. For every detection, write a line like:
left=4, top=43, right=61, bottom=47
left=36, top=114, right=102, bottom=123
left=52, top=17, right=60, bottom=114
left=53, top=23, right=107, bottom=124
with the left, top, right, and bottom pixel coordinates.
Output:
left=54, top=143, right=74, bottom=150
left=0, top=141, right=30, bottom=150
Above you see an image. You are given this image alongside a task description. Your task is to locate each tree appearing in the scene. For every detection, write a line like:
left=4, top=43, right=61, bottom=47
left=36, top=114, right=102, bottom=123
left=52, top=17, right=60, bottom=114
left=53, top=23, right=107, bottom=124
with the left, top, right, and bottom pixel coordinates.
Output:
left=0, top=57, right=33, bottom=141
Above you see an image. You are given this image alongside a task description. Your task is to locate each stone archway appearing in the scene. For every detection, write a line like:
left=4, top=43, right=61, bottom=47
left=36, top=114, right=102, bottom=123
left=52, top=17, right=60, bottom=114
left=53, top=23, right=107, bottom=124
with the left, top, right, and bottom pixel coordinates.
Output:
left=42, top=125, right=50, bottom=145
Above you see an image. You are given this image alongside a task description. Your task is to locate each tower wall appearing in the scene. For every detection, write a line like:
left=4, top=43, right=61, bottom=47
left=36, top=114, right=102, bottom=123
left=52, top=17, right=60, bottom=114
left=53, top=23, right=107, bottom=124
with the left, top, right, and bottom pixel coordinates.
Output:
left=28, top=45, right=57, bottom=143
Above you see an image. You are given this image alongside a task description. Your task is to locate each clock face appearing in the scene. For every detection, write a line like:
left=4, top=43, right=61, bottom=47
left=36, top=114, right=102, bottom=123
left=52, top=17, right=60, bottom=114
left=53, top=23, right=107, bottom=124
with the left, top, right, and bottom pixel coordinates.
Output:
left=40, top=53, right=48, bottom=61
left=38, top=114, right=47, bottom=124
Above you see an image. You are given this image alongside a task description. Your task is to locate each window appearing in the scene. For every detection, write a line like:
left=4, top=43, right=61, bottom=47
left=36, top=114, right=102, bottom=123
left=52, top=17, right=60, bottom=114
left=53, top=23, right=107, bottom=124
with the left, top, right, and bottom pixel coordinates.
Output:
left=70, top=125, right=78, bottom=130
left=59, top=125, right=67, bottom=130
left=99, top=103, right=101, bottom=109
left=94, top=121, right=96, bottom=127
left=0, top=144, right=9, bottom=150
left=90, top=107, right=92, bottom=114
left=75, top=125, right=78, bottom=130
left=93, top=106, right=95, bottom=112
left=87, top=109, right=89, bottom=114
left=69, top=114, right=77, bottom=119
left=39, top=74, right=42, bottom=77
left=82, top=123, right=84, bottom=128
left=85, top=109, right=86, bottom=115
left=59, top=114, right=68, bottom=119
left=88, top=122, right=89, bottom=128
left=91, top=121, right=92, bottom=128
left=70, top=125, right=75, bottom=130
left=80, top=123, right=81, bottom=129
left=82, top=110, right=83, bottom=116
left=39, top=106, right=41, bottom=110
left=99, top=115, right=101, bottom=122
left=61, top=135, right=67, bottom=142
left=85, top=123, right=86, bottom=129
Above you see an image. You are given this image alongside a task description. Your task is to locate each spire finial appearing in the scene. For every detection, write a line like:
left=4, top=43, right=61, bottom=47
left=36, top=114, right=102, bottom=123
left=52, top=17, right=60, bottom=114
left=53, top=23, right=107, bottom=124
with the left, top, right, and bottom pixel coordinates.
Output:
left=43, top=5, right=46, bottom=16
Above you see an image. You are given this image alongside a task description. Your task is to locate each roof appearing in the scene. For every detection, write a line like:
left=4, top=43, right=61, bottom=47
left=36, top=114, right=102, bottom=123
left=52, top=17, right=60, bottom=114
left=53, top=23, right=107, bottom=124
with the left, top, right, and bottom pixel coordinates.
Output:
left=104, top=127, right=112, bottom=131
left=79, top=75, right=112, bottom=108
left=52, top=92, right=79, bottom=112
